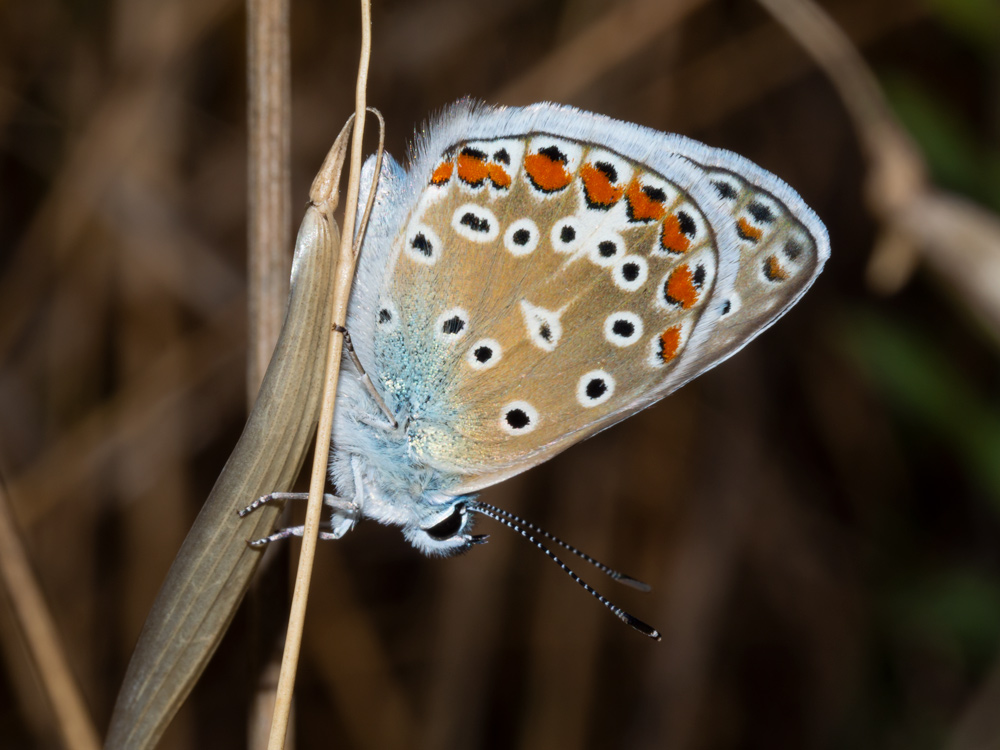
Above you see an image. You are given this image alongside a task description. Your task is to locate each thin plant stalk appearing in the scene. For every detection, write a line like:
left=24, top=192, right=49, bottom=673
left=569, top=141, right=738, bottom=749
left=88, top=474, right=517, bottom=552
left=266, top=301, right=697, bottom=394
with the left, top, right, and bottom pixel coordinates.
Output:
left=265, top=0, right=372, bottom=746
left=247, top=0, right=292, bottom=402
left=246, top=0, right=293, bottom=745
left=0, top=476, right=101, bottom=750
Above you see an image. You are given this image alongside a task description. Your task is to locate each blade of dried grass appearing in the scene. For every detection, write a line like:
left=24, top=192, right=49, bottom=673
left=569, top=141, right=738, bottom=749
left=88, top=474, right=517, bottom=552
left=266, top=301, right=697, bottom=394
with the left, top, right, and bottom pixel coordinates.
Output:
left=103, top=138, right=341, bottom=747
left=0, top=475, right=101, bottom=750
left=265, top=0, right=372, bottom=745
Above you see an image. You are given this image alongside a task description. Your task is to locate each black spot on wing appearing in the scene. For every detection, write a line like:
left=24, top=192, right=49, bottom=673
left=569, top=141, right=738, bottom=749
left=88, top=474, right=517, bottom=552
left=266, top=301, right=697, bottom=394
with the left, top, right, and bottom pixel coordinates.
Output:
left=611, top=319, right=634, bottom=337
left=411, top=233, right=433, bottom=256
left=460, top=212, right=491, bottom=233
left=506, top=408, right=530, bottom=429
left=538, top=145, right=568, bottom=163
left=748, top=201, right=776, bottom=223
left=712, top=180, right=738, bottom=200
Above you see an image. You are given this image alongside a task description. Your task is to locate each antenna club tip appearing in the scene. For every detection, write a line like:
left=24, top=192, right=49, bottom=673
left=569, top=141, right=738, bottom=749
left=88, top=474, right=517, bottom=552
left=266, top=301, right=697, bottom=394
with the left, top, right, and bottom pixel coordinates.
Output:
left=620, top=612, right=661, bottom=641
left=617, top=574, right=653, bottom=593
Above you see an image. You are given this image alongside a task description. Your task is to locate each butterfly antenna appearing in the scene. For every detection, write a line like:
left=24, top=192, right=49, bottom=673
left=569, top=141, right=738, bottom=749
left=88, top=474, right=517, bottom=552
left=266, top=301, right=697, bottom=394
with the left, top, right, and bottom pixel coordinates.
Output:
left=468, top=503, right=661, bottom=641
left=471, top=500, right=651, bottom=591
left=353, top=106, right=386, bottom=259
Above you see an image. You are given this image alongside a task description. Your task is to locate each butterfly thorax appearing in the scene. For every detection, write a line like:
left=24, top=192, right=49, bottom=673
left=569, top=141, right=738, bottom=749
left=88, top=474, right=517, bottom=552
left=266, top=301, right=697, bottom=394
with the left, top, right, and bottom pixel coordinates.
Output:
left=331, top=374, right=478, bottom=556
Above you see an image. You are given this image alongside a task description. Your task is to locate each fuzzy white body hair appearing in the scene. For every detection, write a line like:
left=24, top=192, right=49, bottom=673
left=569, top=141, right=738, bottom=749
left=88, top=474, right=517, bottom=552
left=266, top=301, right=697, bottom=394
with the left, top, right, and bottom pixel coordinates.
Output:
left=329, top=152, right=466, bottom=545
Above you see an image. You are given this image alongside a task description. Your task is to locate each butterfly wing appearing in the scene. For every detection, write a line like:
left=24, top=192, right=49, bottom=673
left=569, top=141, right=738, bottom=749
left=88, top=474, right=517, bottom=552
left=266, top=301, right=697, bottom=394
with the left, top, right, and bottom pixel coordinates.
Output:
left=363, top=102, right=829, bottom=495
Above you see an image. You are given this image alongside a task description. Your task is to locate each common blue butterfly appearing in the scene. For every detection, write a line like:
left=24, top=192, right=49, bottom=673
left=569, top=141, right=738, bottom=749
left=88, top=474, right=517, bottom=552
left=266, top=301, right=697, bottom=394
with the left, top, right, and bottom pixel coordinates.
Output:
left=245, top=101, right=829, bottom=637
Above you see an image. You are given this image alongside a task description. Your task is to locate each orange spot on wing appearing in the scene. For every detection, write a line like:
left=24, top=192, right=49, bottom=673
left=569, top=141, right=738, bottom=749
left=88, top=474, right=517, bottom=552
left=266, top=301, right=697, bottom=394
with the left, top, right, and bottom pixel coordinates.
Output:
left=487, top=163, right=511, bottom=189
left=457, top=152, right=489, bottom=186
left=660, top=214, right=692, bottom=254
left=430, top=162, right=453, bottom=185
left=659, top=326, right=682, bottom=362
left=737, top=217, right=763, bottom=242
left=763, top=255, right=789, bottom=281
left=625, top=179, right=666, bottom=222
left=524, top=152, right=572, bottom=192
left=663, top=265, right=700, bottom=309
left=579, top=162, right=623, bottom=208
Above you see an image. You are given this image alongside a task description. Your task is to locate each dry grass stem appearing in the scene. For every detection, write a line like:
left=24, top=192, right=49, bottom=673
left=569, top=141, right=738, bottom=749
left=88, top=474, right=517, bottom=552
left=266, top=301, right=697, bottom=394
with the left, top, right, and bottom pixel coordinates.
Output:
left=266, top=2, right=373, bottom=745
left=104, top=141, right=337, bottom=748
left=246, top=0, right=293, bottom=744
left=0, top=477, right=101, bottom=750
left=2, top=0, right=994, bottom=746
left=247, top=0, right=292, bottom=402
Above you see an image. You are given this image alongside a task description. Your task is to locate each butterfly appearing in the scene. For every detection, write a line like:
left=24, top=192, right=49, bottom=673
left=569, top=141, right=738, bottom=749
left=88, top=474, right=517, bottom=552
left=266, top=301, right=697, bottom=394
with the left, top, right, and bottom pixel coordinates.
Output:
left=245, top=101, right=829, bottom=637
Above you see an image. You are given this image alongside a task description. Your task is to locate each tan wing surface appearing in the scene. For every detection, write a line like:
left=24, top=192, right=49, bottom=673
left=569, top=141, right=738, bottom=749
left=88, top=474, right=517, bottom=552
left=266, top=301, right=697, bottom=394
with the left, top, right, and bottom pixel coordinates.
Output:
left=371, top=135, right=820, bottom=494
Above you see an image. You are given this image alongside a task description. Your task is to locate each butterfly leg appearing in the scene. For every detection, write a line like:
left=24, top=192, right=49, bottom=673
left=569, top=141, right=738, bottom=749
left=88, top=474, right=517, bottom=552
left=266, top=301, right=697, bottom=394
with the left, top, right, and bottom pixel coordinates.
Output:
left=246, top=525, right=345, bottom=547
left=334, top=324, right=399, bottom=429
left=239, top=491, right=360, bottom=546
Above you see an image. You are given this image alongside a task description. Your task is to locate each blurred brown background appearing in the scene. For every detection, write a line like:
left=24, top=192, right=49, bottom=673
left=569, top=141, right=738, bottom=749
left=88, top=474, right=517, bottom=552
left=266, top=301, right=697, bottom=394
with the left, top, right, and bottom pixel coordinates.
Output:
left=2, top=0, right=1000, bottom=748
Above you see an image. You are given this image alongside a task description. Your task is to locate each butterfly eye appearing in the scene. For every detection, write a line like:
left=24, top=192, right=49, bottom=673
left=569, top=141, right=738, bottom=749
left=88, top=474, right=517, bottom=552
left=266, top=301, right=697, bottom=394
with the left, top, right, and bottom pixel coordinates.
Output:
left=424, top=504, right=466, bottom=541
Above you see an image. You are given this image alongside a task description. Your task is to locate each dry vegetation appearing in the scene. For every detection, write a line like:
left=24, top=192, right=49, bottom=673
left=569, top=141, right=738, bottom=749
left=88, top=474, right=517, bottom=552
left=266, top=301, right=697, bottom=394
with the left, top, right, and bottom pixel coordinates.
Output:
left=2, top=0, right=1000, bottom=748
